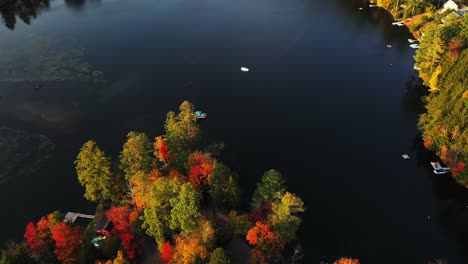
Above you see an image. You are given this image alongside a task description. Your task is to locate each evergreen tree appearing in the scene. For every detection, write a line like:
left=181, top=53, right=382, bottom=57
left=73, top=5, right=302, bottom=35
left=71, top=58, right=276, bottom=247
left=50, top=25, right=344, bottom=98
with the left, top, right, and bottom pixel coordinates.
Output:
left=209, top=248, right=231, bottom=264
left=75, top=141, right=115, bottom=202
left=170, top=183, right=201, bottom=232
left=119, top=131, right=154, bottom=181
left=252, top=170, right=286, bottom=208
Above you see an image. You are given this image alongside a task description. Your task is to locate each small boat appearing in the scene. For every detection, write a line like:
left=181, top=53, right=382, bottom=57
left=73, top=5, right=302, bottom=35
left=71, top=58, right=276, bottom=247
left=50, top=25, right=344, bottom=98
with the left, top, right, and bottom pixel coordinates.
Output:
left=240, top=67, right=249, bottom=72
left=195, top=111, right=207, bottom=119
left=410, top=44, right=420, bottom=49
left=430, top=161, right=451, bottom=175
left=359, top=7, right=363, bottom=10
left=386, top=45, right=392, bottom=48
left=369, top=4, right=377, bottom=7
left=392, top=21, right=404, bottom=26
left=408, top=39, right=417, bottom=43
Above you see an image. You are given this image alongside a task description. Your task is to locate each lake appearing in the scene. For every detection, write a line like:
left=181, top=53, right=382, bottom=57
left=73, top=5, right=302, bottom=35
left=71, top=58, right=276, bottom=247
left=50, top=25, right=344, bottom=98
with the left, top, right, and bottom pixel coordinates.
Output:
left=1, top=0, right=468, bottom=262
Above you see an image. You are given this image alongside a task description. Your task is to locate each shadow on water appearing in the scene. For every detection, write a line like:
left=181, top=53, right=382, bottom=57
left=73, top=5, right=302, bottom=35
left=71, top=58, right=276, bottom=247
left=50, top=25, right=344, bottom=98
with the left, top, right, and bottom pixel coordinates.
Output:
left=65, top=0, right=101, bottom=11
left=0, top=0, right=50, bottom=30
left=0, top=0, right=102, bottom=29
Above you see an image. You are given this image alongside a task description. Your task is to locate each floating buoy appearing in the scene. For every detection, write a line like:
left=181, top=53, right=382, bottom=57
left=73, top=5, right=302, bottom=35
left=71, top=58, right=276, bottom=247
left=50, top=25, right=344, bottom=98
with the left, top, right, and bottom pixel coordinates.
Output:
left=240, top=67, right=249, bottom=72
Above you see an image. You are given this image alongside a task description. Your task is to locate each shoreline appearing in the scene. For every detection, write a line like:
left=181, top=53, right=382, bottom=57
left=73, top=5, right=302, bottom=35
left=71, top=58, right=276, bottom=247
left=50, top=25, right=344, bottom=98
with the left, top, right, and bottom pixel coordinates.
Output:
left=376, top=2, right=468, bottom=187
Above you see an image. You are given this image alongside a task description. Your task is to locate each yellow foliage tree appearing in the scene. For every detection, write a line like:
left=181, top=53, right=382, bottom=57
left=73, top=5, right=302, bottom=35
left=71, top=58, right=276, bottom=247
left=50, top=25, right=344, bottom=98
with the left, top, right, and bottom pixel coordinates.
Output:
left=429, top=65, right=442, bottom=91
left=172, top=235, right=207, bottom=264
left=377, top=0, right=392, bottom=9
left=113, top=250, right=129, bottom=264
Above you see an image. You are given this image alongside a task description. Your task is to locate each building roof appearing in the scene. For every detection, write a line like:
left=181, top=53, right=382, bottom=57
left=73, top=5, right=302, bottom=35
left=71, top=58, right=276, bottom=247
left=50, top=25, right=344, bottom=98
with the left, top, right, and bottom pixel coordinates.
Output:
left=93, top=212, right=111, bottom=231
left=443, top=0, right=459, bottom=10
left=442, top=11, right=462, bottom=23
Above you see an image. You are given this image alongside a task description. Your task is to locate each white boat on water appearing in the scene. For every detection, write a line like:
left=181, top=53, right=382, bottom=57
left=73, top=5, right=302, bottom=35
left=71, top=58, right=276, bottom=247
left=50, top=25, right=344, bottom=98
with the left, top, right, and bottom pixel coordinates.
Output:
left=410, top=44, right=420, bottom=49
left=392, top=22, right=404, bottom=26
left=195, top=111, right=207, bottom=119
left=408, top=39, right=417, bottom=43
left=240, top=67, right=249, bottom=72
left=386, top=45, right=392, bottom=48
left=430, top=161, right=451, bottom=175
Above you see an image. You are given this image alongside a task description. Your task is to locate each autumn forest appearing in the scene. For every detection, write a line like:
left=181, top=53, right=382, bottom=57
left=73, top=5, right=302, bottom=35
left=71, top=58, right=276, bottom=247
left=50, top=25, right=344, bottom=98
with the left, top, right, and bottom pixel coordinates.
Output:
left=1, top=101, right=310, bottom=264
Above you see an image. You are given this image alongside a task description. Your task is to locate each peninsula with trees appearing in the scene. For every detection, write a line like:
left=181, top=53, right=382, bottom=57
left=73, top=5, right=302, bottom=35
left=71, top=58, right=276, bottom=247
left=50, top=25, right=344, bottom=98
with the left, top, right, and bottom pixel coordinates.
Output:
left=0, top=101, right=311, bottom=264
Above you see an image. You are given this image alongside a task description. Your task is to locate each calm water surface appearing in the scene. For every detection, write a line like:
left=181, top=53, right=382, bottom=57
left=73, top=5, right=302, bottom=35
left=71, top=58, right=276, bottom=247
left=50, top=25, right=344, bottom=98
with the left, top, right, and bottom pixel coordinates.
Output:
left=1, top=0, right=468, bottom=262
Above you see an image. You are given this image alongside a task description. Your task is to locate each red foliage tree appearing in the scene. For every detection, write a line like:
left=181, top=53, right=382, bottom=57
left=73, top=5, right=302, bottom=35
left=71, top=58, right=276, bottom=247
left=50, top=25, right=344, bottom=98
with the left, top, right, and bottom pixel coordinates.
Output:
left=246, top=221, right=275, bottom=246
left=120, top=233, right=143, bottom=260
left=161, top=242, right=173, bottom=263
left=186, top=151, right=214, bottom=191
left=107, top=206, right=143, bottom=259
left=189, top=163, right=213, bottom=192
left=51, top=222, right=83, bottom=264
left=423, top=138, right=431, bottom=149
left=24, top=222, right=45, bottom=257
left=24, top=216, right=53, bottom=258
left=108, top=206, right=133, bottom=234
left=154, top=136, right=170, bottom=162
left=452, top=162, right=466, bottom=176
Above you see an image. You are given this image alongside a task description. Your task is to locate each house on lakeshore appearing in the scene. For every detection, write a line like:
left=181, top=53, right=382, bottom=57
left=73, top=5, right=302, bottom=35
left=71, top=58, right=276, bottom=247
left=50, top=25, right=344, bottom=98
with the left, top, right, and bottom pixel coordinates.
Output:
left=64, top=212, right=95, bottom=232
left=439, top=0, right=459, bottom=14
left=93, top=211, right=112, bottom=236
left=441, top=11, right=461, bottom=23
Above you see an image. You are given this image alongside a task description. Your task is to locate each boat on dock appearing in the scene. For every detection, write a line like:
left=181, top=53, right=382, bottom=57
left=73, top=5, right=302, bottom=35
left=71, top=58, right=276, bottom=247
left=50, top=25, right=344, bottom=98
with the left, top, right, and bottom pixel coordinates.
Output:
left=195, top=111, right=207, bottom=119
left=430, top=161, right=451, bottom=175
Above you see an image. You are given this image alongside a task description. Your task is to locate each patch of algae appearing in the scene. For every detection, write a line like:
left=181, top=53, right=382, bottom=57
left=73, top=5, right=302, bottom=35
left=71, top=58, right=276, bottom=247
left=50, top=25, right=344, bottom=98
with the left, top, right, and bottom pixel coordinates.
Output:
left=0, top=33, right=106, bottom=83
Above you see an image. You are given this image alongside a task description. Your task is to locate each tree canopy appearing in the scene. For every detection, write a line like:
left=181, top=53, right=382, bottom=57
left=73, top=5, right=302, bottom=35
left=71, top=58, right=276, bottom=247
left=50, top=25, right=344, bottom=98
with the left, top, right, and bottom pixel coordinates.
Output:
left=75, top=140, right=115, bottom=202
left=252, top=169, right=286, bottom=208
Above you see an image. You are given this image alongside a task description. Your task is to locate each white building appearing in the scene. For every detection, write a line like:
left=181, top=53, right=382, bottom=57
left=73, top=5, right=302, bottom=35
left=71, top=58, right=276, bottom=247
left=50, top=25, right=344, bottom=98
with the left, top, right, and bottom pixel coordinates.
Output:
left=439, top=0, right=459, bottom=13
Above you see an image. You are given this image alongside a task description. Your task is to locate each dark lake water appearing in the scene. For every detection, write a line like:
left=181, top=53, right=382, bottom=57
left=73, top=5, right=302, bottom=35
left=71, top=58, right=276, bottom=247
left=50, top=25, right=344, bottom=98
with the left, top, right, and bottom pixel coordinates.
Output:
left=1, top=0, right=468, bottom=262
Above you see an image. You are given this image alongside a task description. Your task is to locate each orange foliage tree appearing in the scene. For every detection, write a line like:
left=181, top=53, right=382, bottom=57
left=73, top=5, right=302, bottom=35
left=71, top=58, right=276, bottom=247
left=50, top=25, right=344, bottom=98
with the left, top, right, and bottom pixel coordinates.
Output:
left=51, top=222, right=83, bottom=264
left=335, top=257, right=360, bottom=264
left=172, top=235, right=207, bottom=264
left=246, top=221, right=275, bottom=248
